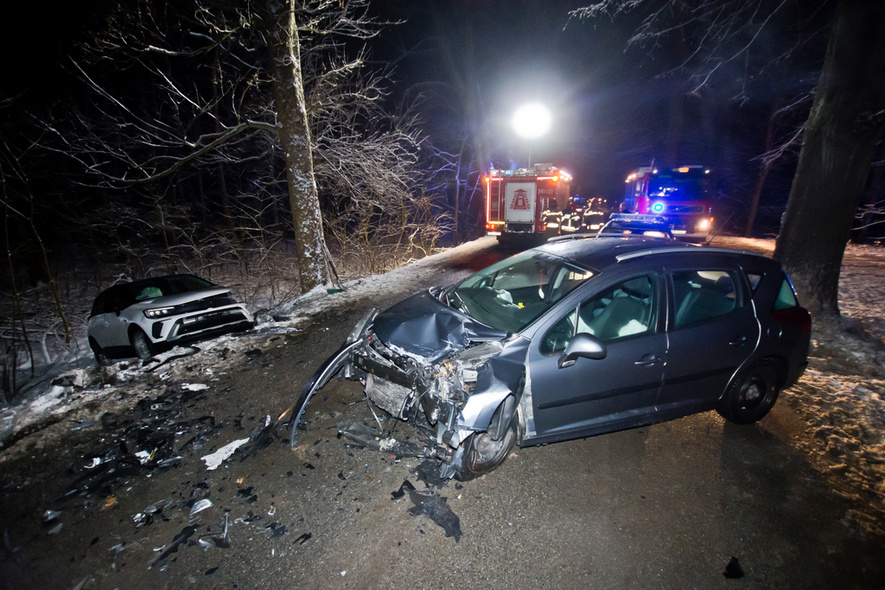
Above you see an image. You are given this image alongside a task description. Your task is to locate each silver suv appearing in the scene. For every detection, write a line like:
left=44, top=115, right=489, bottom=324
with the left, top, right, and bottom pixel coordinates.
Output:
left=87, top=274, right=254, bottom=363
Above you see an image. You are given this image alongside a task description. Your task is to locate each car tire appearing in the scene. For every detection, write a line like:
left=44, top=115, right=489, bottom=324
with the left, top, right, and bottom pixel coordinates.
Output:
left=717, top=361, right=780, bottom=425
left=456, top=400, right=517, bottom=481
left=89, top=337, right=109, bottom=366
left=131, top=329, right=155, bottom=360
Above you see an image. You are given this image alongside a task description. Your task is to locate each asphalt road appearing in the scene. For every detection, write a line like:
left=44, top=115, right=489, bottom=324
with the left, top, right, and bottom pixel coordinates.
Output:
left=1, top=237, right=884, bottom=589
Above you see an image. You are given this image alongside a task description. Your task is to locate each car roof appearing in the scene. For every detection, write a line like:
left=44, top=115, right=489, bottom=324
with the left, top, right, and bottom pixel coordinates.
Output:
left=536, top=236, right=770, bottom=272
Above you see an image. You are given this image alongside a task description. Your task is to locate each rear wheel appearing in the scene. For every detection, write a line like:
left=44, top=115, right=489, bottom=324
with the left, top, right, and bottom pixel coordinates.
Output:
left=89, top=337, right=109, bottom=366
left=131, top=329, right=155, bottom=360
left=717, top=362, right=780, bottom=424
left=456, top=400, right=517, bottom=481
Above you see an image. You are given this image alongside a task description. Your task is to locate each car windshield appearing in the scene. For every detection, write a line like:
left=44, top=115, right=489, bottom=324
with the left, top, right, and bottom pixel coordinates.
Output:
left=447, top=250, right=594, bottom=333
left=126, top=275, right=214, bottom=305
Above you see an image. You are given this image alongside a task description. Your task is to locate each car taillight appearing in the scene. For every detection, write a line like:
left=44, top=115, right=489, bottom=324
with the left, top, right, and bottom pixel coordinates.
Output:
left=770, top=306, right=812, bottom=334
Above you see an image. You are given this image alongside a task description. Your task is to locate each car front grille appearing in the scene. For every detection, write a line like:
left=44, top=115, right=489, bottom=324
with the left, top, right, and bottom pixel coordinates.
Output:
left=173, top=308, right=249, bottom=337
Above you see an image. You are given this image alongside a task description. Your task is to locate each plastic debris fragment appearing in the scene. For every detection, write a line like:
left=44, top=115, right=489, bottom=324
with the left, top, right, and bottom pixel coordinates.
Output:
left=391, top=479, right=416, bottom=500
left=42, top=509, right=62, bottom=522
left=149, top=526, right=197, bottom=569
left=337, top=420, right=433, bottom=458
left=201, top=438, right=250, bottom=470
left=395, top=479, right=462, bottom=542
left=214, top=512, right=232, bottom=548
left=189, top=498, right=213, bottom=521
left=264, top=522, right=287, bottom=539
left=724, top=556, right=744, bottom=579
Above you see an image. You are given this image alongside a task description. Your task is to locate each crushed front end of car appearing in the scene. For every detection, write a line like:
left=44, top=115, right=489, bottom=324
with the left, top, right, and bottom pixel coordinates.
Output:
left=276, top=288, right=527, bottom=480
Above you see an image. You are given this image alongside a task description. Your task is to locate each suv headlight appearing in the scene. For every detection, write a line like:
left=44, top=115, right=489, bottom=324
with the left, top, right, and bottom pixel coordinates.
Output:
left=144, top=307, right=175, bottom=319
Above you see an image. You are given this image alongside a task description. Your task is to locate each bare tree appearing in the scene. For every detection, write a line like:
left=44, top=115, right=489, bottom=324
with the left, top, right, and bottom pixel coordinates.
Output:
left=774, top=1, right=885, bottom=315
left=572, top=1, right=885, bottom=315
left=45, top=0, right=422, bottom=294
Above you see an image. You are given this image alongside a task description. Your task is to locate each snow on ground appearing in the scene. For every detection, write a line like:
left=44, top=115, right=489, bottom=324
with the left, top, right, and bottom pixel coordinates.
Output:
left=0, top=238, right=492, bottom=446
left=2, top=236, right=884, bottom=526
left=715, top=237, right=885, bottom=527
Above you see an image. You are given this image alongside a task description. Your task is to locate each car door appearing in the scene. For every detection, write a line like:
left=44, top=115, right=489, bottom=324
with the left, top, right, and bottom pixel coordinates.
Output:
left=526, top=272, right=667, bottom=441
left=657, top=266, right=759, bottom=413
left=89, top=287, right=129, bottom=348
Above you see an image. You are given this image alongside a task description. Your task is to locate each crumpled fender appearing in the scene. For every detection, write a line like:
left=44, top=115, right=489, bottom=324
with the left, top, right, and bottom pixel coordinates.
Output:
left=452, top=337, right=529, bottom=443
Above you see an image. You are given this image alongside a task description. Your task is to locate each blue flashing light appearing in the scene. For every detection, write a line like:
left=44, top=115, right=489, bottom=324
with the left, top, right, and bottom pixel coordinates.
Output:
left=651, top=202, right=665, bottom=213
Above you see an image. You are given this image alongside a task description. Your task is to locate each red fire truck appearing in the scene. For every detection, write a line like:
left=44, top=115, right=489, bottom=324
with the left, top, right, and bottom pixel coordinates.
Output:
left=485, top=164, right=572, bottom=242
left=624, top=165, right=715, bottom=242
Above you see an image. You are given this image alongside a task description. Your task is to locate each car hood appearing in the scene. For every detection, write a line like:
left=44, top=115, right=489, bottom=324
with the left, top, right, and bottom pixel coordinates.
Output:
left=372, top=290, right=508, bottom=364
left=132, top=287, right=232, bottom=308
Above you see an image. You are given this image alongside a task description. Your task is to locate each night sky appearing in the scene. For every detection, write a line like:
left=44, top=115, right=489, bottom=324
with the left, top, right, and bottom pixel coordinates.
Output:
left=368, top=0, right=647, bottom=195
left=1, top=1, right=832, bottom=234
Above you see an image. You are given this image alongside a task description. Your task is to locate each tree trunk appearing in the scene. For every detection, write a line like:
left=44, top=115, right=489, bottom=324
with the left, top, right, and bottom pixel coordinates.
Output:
left=744, top=103, right=778, bottom=237
left=774, top=0, right=885, bottom=316
left=266, top=0, right=329, bottom=293
left=852, top=142, right=885, bottom=244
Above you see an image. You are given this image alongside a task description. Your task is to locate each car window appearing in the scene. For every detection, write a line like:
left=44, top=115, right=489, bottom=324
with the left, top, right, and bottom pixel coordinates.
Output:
left=137, top=286, right=163, bottom=300
left=451, top=251, right=594, bottom=333
left=773, top=274, right=800, bottom=310
left=90, top=291, right=109, bottom=316
left=747, top=272, right=763, bottom=293
left=672, top=269, right=738, bottom=328
left=541, top=274, right=656, bottom=354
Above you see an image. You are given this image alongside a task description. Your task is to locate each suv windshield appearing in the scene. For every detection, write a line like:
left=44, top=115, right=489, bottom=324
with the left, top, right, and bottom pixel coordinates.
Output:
left=448, top=251, right=594, bottom=333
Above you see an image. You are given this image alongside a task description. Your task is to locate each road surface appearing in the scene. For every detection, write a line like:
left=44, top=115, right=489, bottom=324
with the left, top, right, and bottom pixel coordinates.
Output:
left=1, top=237, right=883, bottom=589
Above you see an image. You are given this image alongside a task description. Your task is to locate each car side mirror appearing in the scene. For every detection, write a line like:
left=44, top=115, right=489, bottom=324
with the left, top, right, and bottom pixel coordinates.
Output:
left=558, top=333, right=607, bottom=369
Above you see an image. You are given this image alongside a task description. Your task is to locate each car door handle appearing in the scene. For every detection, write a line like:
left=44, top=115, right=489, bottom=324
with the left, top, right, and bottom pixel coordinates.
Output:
left=729, top=336, right=749, bottom=347
left=634, top=354, right=662, bottom=367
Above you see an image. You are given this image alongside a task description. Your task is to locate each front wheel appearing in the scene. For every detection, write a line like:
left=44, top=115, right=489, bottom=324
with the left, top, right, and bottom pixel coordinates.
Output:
left=717, top=362, right=781, bottom=424
left=456, top=401, right=517, bottom=481
left=131, top=329, right=155, bottom=360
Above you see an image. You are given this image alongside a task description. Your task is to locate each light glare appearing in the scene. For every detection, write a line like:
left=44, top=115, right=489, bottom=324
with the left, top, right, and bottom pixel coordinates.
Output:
left=512, top=103, right=552, bottom=139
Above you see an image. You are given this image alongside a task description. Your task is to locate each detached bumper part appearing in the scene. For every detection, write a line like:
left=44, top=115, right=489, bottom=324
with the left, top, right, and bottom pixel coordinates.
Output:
left=337, top=421, right=434, bottom=458
left=274, top=309, right=379, bottom=446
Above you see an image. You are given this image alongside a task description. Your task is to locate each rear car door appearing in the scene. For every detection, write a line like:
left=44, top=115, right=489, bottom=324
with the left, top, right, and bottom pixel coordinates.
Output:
left=89, top=286, right=131, bottom=348
left=526, top=272, right=667, bottom=441
left=657, top=262, right=758, bottom=414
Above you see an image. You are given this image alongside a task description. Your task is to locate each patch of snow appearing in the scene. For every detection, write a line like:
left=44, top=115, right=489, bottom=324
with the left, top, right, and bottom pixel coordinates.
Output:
left=182, top=383, right=209, bottom=392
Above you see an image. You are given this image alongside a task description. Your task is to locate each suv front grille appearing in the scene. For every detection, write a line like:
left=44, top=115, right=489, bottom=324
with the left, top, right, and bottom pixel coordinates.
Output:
left=174, top=308, right=249, bottom=337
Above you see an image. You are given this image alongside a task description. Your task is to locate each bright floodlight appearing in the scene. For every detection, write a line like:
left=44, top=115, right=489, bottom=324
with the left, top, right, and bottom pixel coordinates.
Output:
left=511, top=103, right=552, bottom=139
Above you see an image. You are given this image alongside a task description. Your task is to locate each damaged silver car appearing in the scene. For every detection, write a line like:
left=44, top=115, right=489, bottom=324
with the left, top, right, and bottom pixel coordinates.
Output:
left=278, top=237, right=811, bottom=480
